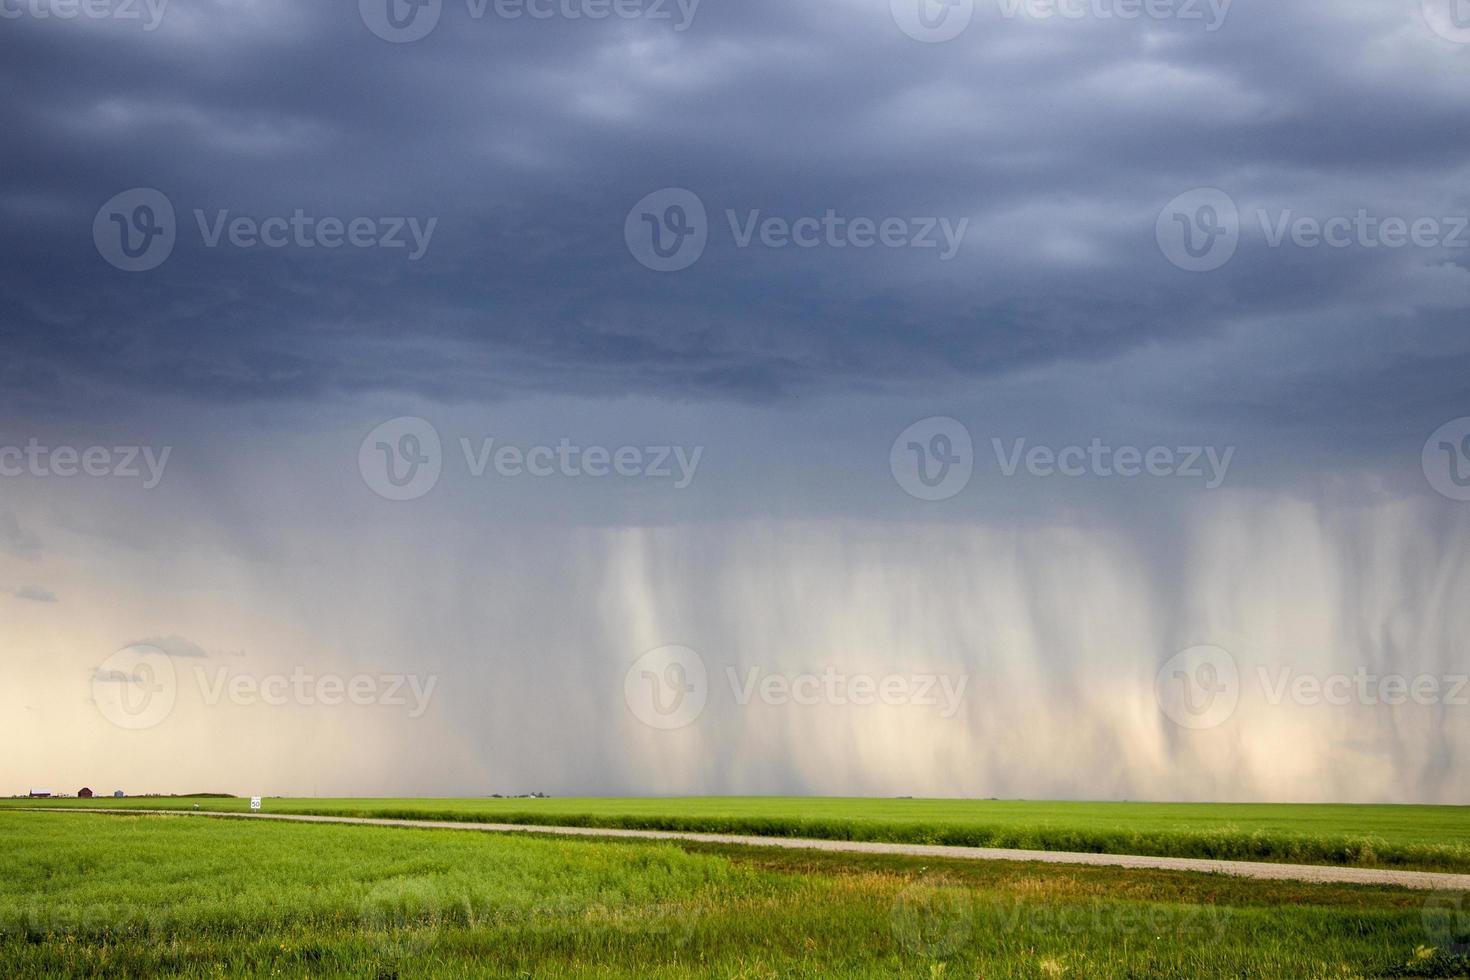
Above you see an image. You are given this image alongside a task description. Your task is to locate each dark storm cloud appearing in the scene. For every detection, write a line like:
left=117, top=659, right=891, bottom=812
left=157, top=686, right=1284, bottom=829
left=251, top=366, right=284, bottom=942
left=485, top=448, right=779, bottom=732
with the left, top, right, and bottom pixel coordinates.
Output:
left=1, top=0, right=1467, bottom=442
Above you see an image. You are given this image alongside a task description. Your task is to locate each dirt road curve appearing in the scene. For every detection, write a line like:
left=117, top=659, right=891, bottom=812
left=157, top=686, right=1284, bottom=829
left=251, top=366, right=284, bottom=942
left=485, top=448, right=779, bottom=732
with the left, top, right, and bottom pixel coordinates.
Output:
left=44, top=808, right=1470, bottom=891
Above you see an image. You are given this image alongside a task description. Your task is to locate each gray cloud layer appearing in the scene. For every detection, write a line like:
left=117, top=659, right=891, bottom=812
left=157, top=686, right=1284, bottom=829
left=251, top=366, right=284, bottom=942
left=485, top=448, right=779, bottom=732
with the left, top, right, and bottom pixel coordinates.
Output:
left=1, top=0, right=1466, bottom=444
left=3, top=0, right=1469, bottom=801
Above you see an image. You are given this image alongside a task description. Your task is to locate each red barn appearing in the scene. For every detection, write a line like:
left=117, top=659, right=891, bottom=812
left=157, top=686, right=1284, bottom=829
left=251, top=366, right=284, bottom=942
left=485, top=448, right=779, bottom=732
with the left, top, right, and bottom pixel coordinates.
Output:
left=77, top=787, right=93, bottom=798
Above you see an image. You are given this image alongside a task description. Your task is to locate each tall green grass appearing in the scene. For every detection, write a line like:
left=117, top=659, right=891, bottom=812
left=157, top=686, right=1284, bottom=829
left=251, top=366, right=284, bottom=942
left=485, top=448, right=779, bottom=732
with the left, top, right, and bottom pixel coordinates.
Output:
left=15, top=795, right=1469, bottom=872
left=3, top=811, right=1467, bottom=979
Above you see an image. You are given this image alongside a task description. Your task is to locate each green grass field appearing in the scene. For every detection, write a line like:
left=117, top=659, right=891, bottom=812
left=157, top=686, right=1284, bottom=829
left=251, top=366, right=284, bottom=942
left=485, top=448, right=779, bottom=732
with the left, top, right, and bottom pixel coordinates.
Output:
left=11, top=795, right=1469, bottom=873
left=3, top=810, right=1468, bottom=978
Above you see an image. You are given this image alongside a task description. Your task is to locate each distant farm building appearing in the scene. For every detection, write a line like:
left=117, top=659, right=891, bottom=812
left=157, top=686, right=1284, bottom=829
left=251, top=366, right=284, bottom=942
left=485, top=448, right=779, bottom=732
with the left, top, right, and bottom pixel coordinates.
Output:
left=28, top=789, right=51, bottom=798
left=77, top=787, right=93, bottom=798
left=113, top=790, right=125, bottom=798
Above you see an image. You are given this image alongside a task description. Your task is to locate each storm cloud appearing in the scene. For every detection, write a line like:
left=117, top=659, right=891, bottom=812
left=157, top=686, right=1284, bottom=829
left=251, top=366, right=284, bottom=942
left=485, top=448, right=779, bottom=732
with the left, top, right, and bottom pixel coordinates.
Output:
left=0, top=0, right=1465, bottom=423
left=1, top=0, right=1468, bottom=800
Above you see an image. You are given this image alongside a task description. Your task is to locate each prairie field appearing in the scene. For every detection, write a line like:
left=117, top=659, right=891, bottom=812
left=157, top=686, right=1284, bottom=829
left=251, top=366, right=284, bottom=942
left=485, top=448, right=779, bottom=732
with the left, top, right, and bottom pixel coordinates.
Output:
left=10, top=795, right=1469, bottom=873
left=3, top=809, right=1469, bottom=978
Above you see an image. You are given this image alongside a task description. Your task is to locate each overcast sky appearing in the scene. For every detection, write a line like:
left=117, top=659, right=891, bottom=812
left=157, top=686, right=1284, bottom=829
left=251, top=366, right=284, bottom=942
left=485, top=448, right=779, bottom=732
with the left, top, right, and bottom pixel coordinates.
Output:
left=2, top=0, right=1468, bottom=802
